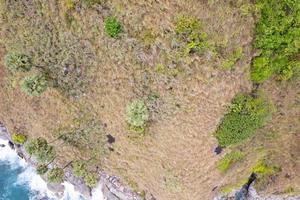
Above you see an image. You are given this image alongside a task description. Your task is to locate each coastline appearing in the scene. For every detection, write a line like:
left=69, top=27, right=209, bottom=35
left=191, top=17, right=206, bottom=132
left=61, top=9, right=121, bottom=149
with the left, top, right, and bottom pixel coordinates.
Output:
left=0, top=122, right=145, bottom=200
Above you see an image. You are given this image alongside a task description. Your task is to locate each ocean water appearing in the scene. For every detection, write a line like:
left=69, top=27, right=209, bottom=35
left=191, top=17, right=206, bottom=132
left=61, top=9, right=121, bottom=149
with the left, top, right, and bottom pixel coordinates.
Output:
left=0, top=139, right=103, bottom=200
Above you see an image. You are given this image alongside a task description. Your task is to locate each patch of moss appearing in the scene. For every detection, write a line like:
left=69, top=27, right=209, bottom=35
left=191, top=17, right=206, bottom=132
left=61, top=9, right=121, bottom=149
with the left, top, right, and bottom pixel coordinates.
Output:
left=217, top=151, right=245, bottom=173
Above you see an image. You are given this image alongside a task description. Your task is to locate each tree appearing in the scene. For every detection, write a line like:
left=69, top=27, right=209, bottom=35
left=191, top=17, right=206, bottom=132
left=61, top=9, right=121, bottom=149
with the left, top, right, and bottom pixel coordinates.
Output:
left=48, top=168, right=64, bottom=183
left=11, top=133, right=27, bottom=145
left=25, top=137, right=56, bottom=163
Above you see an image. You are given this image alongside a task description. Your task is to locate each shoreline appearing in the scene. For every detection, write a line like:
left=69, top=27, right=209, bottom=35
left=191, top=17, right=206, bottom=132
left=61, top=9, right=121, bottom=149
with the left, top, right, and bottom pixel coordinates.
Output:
left=0, top=122, right=145, bottom=200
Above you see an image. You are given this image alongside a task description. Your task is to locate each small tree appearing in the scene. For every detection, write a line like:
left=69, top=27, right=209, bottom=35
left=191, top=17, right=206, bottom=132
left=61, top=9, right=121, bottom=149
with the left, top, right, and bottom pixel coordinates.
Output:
left=25, top=137, right=56, bottom=163
left=84, top=173, right=97, bottom=188
left=72, top=160, right=88, bottom=178
left=4, top=53, right=32, bottom=72
left=20, top=74, right=48, bottom=96
left=104, top=17, right=122, bottom=38
left=11, top=133, right=27, bottom=145
left=48, top=168, right=64, bottom=183
left=36, top=164, right=48, bottom=175
left=126, top=100, right=149, bottom=128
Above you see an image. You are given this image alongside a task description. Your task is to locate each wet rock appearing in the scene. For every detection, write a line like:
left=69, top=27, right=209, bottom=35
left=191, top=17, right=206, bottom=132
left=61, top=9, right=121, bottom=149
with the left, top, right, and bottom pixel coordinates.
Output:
left=8, top=141, right=14, bottom=150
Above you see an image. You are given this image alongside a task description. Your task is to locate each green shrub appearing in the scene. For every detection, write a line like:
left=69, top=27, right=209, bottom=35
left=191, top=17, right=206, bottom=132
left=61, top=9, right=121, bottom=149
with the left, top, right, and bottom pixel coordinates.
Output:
left=48, top=168, right=64, bottom=183
left=4, top=53, right=32, bottom=72
left=84, top=173, right=97, bottom=188
left=72, top=160, right=88, bottom=178
left=175, top=15, right=208, bottom=54
left=251, top=0, right=300, bottom=83
left=217, top=151, right=245, bottom=173
left=36, top=164, right=48, bottom=175
left=215, top=93, right=273, bottom=147
left=126, top=100, right=149, bottom=130
left=25, top=137, right=56, bottom=163
left=20, top=74, right=48, bottom=96
left=104, top=17, right=122, bottom=38
left=11, top=133, right=27, bottom=145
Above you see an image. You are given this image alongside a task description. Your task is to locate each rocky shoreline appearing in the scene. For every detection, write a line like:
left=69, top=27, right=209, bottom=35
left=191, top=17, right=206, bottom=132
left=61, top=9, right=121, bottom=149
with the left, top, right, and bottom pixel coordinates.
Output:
left=0, top=122, right=147, bottom=200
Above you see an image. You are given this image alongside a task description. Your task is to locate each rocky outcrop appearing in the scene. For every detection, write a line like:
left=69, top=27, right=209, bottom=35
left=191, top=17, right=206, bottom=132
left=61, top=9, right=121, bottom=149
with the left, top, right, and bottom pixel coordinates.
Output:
left=0, top=122, right=145, bottom=200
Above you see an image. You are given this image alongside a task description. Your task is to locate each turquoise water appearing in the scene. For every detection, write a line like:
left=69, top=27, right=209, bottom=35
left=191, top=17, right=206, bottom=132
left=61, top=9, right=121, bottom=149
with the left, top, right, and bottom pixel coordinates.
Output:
left=0, top=161, right=33, bottom=200
left=0, top=139, right=103, bottom=200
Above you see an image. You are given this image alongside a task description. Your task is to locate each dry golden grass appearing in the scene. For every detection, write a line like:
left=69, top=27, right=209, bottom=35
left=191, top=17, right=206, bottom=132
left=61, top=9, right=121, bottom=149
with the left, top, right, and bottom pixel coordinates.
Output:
left=4, top=0, right=300, bottom=199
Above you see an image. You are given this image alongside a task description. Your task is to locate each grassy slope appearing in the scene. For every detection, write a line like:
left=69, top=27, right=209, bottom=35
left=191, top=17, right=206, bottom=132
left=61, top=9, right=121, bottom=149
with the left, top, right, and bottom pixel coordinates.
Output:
left=1, top=0, right=299, bottom=199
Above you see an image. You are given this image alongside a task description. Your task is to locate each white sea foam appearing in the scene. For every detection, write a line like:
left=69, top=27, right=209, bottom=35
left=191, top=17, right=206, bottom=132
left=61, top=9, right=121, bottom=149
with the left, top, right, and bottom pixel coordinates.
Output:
left=92, top=184, right=104, bottom=200
left=0, top=138, right=104, bottom=200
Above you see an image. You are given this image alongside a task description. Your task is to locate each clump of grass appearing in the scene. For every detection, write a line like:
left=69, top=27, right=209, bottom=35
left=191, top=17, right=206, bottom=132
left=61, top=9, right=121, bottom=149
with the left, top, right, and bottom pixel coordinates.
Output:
left=251, top=0, right=300, bottom=83
left=104, top=17, right=122, bottom=38
left=126, top=100, right=149, bottom=134
left=215, top=93, right=273, bottom=147
left=72, top=160, right=88, bottom=178
left=217, top=151, right=245, bottom=173
left=84, top=173, right=97, bottom=188
left=36, top=164, right=48, bottom=175
left=222, top=47, right=243, bottom=69
left=4, top=53, right=32, bottom=72
left=25, top=137, right=56, bottom=163
left=175, top=15, right=208, bottom=55
left=11, top=133, right=27, bottom=145
left=252, top=159, right=281, bottom=190
left=20, top=74, right=48, bottom=96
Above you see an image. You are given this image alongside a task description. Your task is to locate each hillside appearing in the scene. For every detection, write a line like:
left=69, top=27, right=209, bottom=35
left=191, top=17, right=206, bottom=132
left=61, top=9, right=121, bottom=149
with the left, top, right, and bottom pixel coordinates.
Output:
left=0, top=0, right=299, bottom=199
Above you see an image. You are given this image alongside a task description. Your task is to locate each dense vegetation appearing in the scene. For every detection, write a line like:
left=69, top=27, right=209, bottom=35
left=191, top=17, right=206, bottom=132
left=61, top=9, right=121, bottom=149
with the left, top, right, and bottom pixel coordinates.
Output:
left=215, top=93, right=273, bottom=147
left=126, top=100, right=149, bottom=133
left=104, top=17, right=122, bottom=38
left=25, top=137, right=56, bottom=163
left=20, top=75, right=48, bottom=96
left=4, top=53, right=32, bottom=72
left=47, top=168, right=64, bottom=183
left=251, top=0, right=300, bottom=83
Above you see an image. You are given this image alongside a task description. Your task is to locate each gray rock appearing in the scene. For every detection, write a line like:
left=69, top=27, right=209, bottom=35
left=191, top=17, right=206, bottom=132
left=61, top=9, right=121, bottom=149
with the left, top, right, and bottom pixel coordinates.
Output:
left=47, top=183, right=65, bottom=198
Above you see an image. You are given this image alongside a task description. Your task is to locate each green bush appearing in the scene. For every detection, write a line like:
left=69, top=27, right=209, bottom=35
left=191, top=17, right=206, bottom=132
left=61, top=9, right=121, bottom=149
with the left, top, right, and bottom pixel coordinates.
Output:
left=25, top=137, right=56, bottom=163
left=251, top=0, right=300, bottom=83
left=72, top=160, right=88, bottom=178
left=11, top=133, right=27, bottom=145
left=215, top=93, right=273, bottom=147
left=175, top=15, right=208, bottom=54
left=20, top=74, right=48, bottom=96
left=126, top=100, right=149, bottom=130
left=217, top=151, right=245, bottom=173
left=104, top=17, right=122, bottom=38
left=36, top=164, right=48, bottom=175
left=4, top=53, right=32, bottom=72
left=48, top=168, right=64, bottom=183
left=84, top=173, right=97, bottom=188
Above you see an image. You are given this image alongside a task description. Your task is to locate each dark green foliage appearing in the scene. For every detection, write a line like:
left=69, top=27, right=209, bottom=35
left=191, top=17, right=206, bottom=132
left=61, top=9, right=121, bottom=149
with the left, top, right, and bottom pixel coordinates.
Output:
left=84, top=173, right=97, bottom=188
left=4, top=53, right=32, bottom=72
left=126, top=100, right=149, bottom=131
left=20, top=74, right=48, bottom=96
left=47, top=168, right=64, bottom=183
left=175, top=15, right=208, bottom=54
left=215, top=93, right=273, bottom=147
left=251, top=0, right=300, bottom=83
left=25, top=137, right=56, bottom=163
left=11, top=133, right=27, bottom=145
left=36, top=164, right=48, bottom=175
left=72, top=160, right=88, bottom=178
left=104, top=17, right=122, bottom=38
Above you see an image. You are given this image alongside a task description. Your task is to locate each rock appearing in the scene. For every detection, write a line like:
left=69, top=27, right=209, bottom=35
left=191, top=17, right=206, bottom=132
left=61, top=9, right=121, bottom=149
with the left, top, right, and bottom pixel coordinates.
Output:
left=47, top=183, right=65, bottom=198
left=8, top=141, right=14, bottom=150
left=0, top=144, right=5, bottom=147
left=214, top=146, right=222, bottom=155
